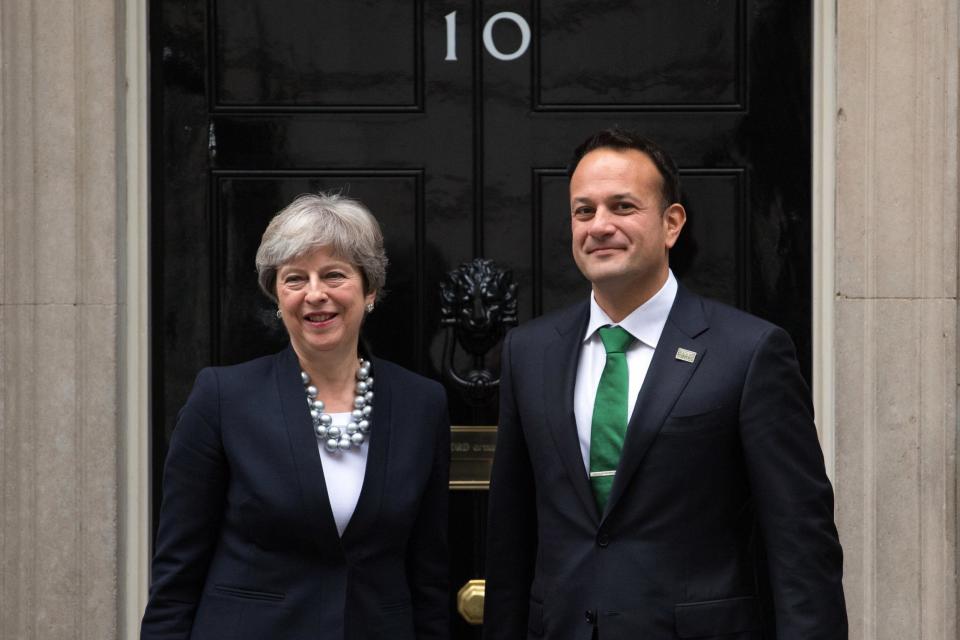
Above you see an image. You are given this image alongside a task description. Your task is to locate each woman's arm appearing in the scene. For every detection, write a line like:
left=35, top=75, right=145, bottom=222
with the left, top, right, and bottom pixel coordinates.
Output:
left=405, top=386, right=451, bottom=640
left=141, top=368, right=228, bottom=640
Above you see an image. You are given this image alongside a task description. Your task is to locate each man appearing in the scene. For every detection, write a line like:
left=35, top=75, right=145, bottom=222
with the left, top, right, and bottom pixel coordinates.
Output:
left=483, top=128, right=846, bottom=639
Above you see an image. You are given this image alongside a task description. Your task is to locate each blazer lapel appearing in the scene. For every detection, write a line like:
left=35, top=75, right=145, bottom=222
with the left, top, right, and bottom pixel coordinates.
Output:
left=602, top=287, right=709, bottom=521
left=276, top=346, right=343, bottom=549
left=340, top=357, right=391, bottom=541
left=542, top=301, right=599, bottom=523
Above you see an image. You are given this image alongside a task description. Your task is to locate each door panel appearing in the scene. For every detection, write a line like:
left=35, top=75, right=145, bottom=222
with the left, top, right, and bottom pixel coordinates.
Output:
left=536, top=1, right=744, bottom=108
left=213, top=2, right=421, bottom=108
left=152, top=1, right=811, bottom=637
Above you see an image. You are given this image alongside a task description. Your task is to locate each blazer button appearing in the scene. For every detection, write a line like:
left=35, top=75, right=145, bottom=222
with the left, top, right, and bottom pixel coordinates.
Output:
left=585, top=610, right=597, bottom=624
left=596, top=531, right=610, bottom=547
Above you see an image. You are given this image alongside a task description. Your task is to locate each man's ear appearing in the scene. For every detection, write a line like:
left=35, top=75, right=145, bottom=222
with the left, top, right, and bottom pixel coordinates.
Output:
left=663, top=203, right=687, bottom=249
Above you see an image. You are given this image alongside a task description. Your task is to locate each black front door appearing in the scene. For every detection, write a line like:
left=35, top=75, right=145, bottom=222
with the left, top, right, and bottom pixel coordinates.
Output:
left=151, top=1, right=811, bottom=636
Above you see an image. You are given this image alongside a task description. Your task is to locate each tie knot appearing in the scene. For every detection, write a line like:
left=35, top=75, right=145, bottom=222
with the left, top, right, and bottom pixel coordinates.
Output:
left=598, top=325, right=634, bottom=354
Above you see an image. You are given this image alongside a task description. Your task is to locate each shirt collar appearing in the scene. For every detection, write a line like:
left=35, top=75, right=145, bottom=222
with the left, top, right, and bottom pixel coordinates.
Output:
left=583, top=270, right=678, bottom=349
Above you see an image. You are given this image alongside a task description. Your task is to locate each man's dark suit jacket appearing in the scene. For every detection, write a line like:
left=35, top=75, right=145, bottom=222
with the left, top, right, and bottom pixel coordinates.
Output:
left=141, top=346, right=450, bottom=640
left=484, top=286, right=846, bottom=639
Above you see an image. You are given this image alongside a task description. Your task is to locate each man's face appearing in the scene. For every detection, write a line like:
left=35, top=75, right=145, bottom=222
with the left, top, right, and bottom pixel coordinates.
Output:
left=570, top=147, right=685, bottom=299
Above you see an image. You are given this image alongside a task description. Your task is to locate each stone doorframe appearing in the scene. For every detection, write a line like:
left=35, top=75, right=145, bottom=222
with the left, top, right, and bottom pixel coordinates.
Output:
left=107, top=0, right=956, bottom=638
left=122, top=0, right=150, bottom=637
left=118, top=0, right=847, bottom=634
left=0, top=0, right=935, bottom=637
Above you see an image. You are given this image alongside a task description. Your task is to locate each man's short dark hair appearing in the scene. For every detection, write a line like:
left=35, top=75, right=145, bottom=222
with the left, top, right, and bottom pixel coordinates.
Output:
left=568, top=127, right=682, bottom=207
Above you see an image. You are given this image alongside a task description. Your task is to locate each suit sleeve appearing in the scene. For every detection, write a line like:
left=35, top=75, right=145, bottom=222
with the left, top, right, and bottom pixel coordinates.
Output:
left=483, top=330, right=539, bottom=640
left=141, top=368, right=228, bottom=640
left=405, top=385, right=451, bottom=640
left=739, top=327, right=848, bottom=638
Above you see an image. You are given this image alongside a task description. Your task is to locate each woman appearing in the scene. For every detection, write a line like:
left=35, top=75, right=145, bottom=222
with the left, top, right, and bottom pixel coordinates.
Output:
left=141, top=193, right=450, bottom=640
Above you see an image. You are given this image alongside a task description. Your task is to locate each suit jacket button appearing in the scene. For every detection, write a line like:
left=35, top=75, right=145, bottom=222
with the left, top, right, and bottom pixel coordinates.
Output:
left=597, top=531, right=610, bottom=547
left=585, top=610, right=597, bottom=624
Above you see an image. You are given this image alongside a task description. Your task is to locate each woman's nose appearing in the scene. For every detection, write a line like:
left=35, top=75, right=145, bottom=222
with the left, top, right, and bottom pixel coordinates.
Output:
left=304, top=279, right=327, bottom=302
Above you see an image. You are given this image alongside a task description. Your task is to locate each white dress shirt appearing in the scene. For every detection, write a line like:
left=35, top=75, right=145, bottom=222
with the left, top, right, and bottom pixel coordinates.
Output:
left=317, top=411, right=369, bottom=536
left=573, top=271, right=679, bottom=474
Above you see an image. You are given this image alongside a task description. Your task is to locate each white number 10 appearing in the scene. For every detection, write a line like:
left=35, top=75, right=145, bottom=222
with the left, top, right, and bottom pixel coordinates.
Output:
left=445, top=11, right=532, bottom=62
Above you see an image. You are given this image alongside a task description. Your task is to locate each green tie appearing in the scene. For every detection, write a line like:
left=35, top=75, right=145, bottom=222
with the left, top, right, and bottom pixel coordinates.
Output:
left=589, top=325, right=634, bottom=512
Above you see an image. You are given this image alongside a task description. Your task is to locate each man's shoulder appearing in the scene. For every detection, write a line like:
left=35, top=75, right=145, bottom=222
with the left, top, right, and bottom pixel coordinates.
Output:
left=696, top=294, right=777, bottom=331
left=679, top=288, right=792, bottom=349
left=507, top=300, right=589, bottom=345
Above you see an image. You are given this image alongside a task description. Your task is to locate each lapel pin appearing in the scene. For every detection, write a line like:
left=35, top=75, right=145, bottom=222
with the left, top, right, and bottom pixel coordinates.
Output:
left=675, top=347, right=697, bottom=363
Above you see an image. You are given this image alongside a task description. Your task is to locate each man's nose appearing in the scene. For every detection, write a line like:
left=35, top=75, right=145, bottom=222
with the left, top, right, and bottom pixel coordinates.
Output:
left=587, top=208, right=616, bottom=236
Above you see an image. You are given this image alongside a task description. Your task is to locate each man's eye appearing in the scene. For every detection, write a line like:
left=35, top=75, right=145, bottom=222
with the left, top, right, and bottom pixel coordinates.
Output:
left=615, top=202, right=636, bottom=212
left=573, top=208, right=594, bottom=217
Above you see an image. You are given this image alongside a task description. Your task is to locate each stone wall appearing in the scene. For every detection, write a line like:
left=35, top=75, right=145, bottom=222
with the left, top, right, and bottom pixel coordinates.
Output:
left=835, top=0, right=958, bottom=638
left=0, top=0, right=122, bottom=637
left=0, top=0, right=957, bottom=638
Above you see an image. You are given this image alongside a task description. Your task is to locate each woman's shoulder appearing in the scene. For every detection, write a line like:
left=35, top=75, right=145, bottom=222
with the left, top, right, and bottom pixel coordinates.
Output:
left=181, top=351, right=286, bottom=424
left=189, top=350, right=284, bottom=396
left=371, top=359, right=449, bottom=436
left=209, top=351, right=280, bottom=377
left=371, top=358, right=445, bottom=398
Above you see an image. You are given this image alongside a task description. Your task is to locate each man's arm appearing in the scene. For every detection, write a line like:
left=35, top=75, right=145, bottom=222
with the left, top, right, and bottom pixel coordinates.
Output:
left=739, top=326, right=847, bottom=638
left=483, top=330, right=539, bottom=640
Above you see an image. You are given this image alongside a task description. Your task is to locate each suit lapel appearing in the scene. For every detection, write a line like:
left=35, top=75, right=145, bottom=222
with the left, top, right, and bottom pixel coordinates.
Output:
left=341, top=357, right=391, bottom=541
left=542, top=302, right=600, bottom=523
left=275, top=346, right=343, bottom=549
left=602, top=287, right=709, bottom=521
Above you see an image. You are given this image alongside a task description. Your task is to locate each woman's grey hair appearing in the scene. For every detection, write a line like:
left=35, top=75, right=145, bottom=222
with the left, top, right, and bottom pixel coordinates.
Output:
left=255, top=192, right=388, bottom=302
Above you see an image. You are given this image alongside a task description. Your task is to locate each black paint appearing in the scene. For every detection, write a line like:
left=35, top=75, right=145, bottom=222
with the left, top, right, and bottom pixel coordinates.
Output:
left=151, top=1, right=812, bottom=637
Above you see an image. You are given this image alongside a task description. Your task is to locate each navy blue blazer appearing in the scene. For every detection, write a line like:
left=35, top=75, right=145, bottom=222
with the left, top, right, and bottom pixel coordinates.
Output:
left=141, top=346, right=450, bottom=640
left=483, top=286, right=846, bottom=639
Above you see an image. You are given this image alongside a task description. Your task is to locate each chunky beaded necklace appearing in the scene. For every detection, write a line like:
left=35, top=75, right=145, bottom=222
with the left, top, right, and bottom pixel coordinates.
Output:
left=301, top=358, right=373, bottom=453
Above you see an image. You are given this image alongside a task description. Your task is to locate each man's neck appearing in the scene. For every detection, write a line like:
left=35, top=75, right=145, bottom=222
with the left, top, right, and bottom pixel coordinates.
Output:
left=592, top=270, right=669, bottom=323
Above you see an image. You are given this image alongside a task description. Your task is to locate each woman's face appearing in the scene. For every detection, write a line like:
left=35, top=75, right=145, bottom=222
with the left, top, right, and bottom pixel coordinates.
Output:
left=275, top=245, right=375, bottom=363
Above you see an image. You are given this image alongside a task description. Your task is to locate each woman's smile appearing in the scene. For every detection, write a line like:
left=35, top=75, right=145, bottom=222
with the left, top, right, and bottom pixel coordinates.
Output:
left=303, top=311, right=338, bottom=327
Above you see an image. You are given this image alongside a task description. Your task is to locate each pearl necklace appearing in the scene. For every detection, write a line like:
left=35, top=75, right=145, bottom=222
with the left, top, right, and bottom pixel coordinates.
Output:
left=301, top=358, right=373, bottom=453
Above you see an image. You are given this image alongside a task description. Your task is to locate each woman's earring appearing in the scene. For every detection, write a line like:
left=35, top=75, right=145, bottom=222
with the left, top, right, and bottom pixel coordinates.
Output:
left=276, top=308, right=283, bottom=319
left=365, top=303, right=374, bottom=313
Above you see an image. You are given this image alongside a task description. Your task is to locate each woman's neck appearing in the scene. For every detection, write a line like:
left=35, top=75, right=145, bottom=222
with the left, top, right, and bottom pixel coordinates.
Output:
left=296, top=347, right=362, bottom=412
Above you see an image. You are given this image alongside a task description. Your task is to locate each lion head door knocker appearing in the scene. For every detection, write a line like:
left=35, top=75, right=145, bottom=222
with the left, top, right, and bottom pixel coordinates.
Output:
left=439, top=258, right=518, bottom=405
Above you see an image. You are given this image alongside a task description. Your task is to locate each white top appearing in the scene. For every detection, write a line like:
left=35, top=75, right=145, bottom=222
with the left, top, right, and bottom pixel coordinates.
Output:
left=317, top=412, right=369, bottom=536
left=573, top=271, right=679, bottom=474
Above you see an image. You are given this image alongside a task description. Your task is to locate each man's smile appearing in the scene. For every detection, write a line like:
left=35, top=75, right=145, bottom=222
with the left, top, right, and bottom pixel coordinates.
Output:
left=586, top=245, right=627, bottom=255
